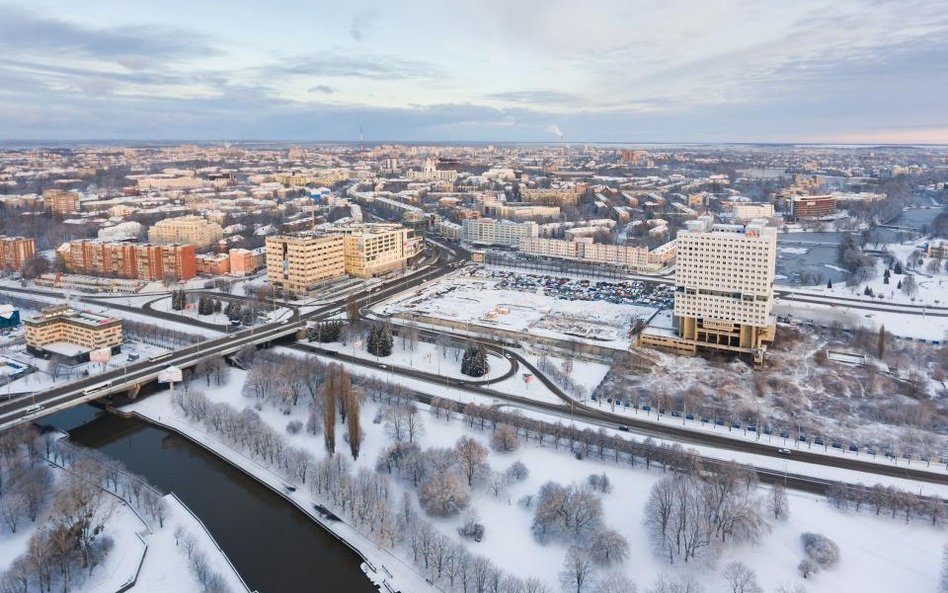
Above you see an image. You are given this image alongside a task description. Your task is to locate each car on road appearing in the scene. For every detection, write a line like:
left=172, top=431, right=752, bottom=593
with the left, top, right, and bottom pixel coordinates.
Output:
left=617, top=425, right=630, bottom=432
left=379, top=364, right=387, bottom=369
left=777, top=448, right=792, bottom=455
left=25, top=404, right=44, bottom=415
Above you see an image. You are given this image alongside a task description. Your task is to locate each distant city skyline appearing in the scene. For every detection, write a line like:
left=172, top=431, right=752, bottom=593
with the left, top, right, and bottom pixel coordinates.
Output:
left=1, top=0, right=946, bottom=143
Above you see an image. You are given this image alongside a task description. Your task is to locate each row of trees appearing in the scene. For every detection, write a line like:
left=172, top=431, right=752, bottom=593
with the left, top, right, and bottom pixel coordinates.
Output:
left=826, top=480, right=947, bottom=525
left=172, top=383, right=553, bottom=593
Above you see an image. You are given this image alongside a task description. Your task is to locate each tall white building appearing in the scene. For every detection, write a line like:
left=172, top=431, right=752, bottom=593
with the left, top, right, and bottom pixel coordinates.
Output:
left=461, top=219, right=538, bottom=247
left=641, top=215, right=777, bottom=364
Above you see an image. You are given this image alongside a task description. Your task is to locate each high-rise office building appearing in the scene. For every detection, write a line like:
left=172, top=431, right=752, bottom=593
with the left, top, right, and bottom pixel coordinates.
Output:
left=640, top=215, right=777, bottom=364
left=265, top=234, right=346, bottom=293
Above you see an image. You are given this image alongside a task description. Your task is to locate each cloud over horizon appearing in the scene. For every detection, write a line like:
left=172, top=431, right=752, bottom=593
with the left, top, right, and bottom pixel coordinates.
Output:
left=0, top=0, right=945, bottom=143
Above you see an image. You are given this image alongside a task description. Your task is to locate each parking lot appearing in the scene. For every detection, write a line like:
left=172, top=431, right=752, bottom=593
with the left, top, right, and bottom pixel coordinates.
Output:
left=467, top=269, right=674, bottom=307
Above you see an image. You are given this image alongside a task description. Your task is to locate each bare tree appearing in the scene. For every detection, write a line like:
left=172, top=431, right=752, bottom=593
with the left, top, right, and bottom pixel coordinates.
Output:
left=722, top=561, right=763, bottom=593
left=455, top=437, right=489, bottom=487
left=560, top=545, right=597, bottom=593
left=589, top=528, right=629, bottom=566
left=490, top=423, right=520, bottom=452
left=648, top=575, right=704, bottom=593
left=768, top=484, right=790, bottom=521
left=323, top=364, right=337, bottom=454
left=419, top=473, right=470, bottom=517
left=595, top=573, right=637, bottom=593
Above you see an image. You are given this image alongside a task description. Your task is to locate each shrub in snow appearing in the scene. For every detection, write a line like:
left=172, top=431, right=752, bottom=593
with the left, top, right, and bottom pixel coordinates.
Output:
left=458, top=511, right=485, bottom=542
left=587, top=472, right=612, bottom=494
left=801, top=532, right=840, bottom=569
left=506, top=460, right=529, bottom=482
left=798, top=558, right=819, bottom=579
left=286, top=420, right=303, bottom=435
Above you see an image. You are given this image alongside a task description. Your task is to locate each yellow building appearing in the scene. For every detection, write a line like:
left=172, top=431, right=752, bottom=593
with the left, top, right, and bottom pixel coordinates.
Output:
left=336, top=223, right=423, bottom=278
left=148, top=215, right=223, bottom=249
left=265, top=234, right=346, bottom=293
left=25, top=305, right=123, bottom=362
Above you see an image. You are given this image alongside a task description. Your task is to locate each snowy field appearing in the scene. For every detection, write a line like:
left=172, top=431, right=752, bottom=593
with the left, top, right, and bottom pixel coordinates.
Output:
left=773, top=298, right=948, bottom=342
left=314, top=338, right=513, bottom=382
left=125, top=369, right=946, bottom=593
left=377, top=273, right=657, bottom=350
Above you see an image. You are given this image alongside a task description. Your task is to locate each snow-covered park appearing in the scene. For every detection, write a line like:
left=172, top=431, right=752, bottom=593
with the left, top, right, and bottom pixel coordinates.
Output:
left=0, top=430, right=249, bottom=593
left=122, top=353, right=946, bottom=593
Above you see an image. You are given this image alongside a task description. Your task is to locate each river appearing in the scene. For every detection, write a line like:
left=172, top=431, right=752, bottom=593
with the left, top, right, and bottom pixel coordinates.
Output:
left=46, top=405, right=376, bottom=593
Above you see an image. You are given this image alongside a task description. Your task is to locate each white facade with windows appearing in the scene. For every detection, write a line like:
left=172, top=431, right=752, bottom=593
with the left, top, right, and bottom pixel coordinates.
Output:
left=461, top=219, right=538, bottom=247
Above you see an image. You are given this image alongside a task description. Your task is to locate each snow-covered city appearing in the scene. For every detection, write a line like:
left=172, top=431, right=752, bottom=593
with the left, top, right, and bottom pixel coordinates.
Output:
left=2, top=3, right=948, bottom=593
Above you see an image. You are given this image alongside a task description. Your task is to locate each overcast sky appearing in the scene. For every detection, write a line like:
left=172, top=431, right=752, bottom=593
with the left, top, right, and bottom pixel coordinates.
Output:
left=1, top=0, right=946, bottom=143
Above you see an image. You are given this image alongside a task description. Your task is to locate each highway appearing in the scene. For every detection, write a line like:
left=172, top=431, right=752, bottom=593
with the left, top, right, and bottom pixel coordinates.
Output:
left=1, top=239, right=945, bottom=490
left=0, top=241, right=459, bottom=430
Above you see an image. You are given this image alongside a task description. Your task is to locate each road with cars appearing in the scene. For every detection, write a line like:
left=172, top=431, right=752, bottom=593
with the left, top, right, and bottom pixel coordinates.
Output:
left=1, top=237, right=945, bottom=493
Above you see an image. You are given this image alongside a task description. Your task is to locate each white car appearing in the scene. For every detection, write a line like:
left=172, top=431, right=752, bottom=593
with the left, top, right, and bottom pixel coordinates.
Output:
left=777, top=448, right=792, bottom=455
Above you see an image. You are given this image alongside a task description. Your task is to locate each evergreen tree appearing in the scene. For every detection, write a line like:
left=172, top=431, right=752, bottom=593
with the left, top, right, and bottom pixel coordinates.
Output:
left=171, top=289, right=186, bottom=311
left=226, top=302, right=242, bottom=321
left=863, top=286, right=873, bottom=297
left=883, top=269, right=890, bottom=285
left=241, top=308, right=254, bottom=326
left=366, top=322, right=393, bottom=356
left=461, top=344, right=489, bottom=377
left=214, top=299, right=222, bottom=313
left=380, top=322, right=393, bottom=356
left=894, top=261, right=903, bottom=274
left=826, top=278, right=832, bottom=289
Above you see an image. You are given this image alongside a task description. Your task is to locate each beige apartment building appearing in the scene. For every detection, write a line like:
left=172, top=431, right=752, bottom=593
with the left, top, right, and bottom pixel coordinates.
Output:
left=640, top=216, right=777, bottom=364
left=43, top=189, right=81, bottom=215
left=266, top=223, right=423, bottom=290
left=493, top=204, right=561, bottom=220
left=520, top=187, right=582, bottom=206
left=265, top=234, right=346, bottom=293
left=519, top=237, right=677, bottom=272
left=25, top=305, right=123, bottom=361
left=335, top=223, right=423, bottom=278
left=148, top=216, right=224, bottom=249
left=731, top=203, right=775, bottom=222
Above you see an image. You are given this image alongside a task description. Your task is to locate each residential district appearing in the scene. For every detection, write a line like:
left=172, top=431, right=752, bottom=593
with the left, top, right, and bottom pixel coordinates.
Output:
left=0, top=142, right=947, bottom=593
